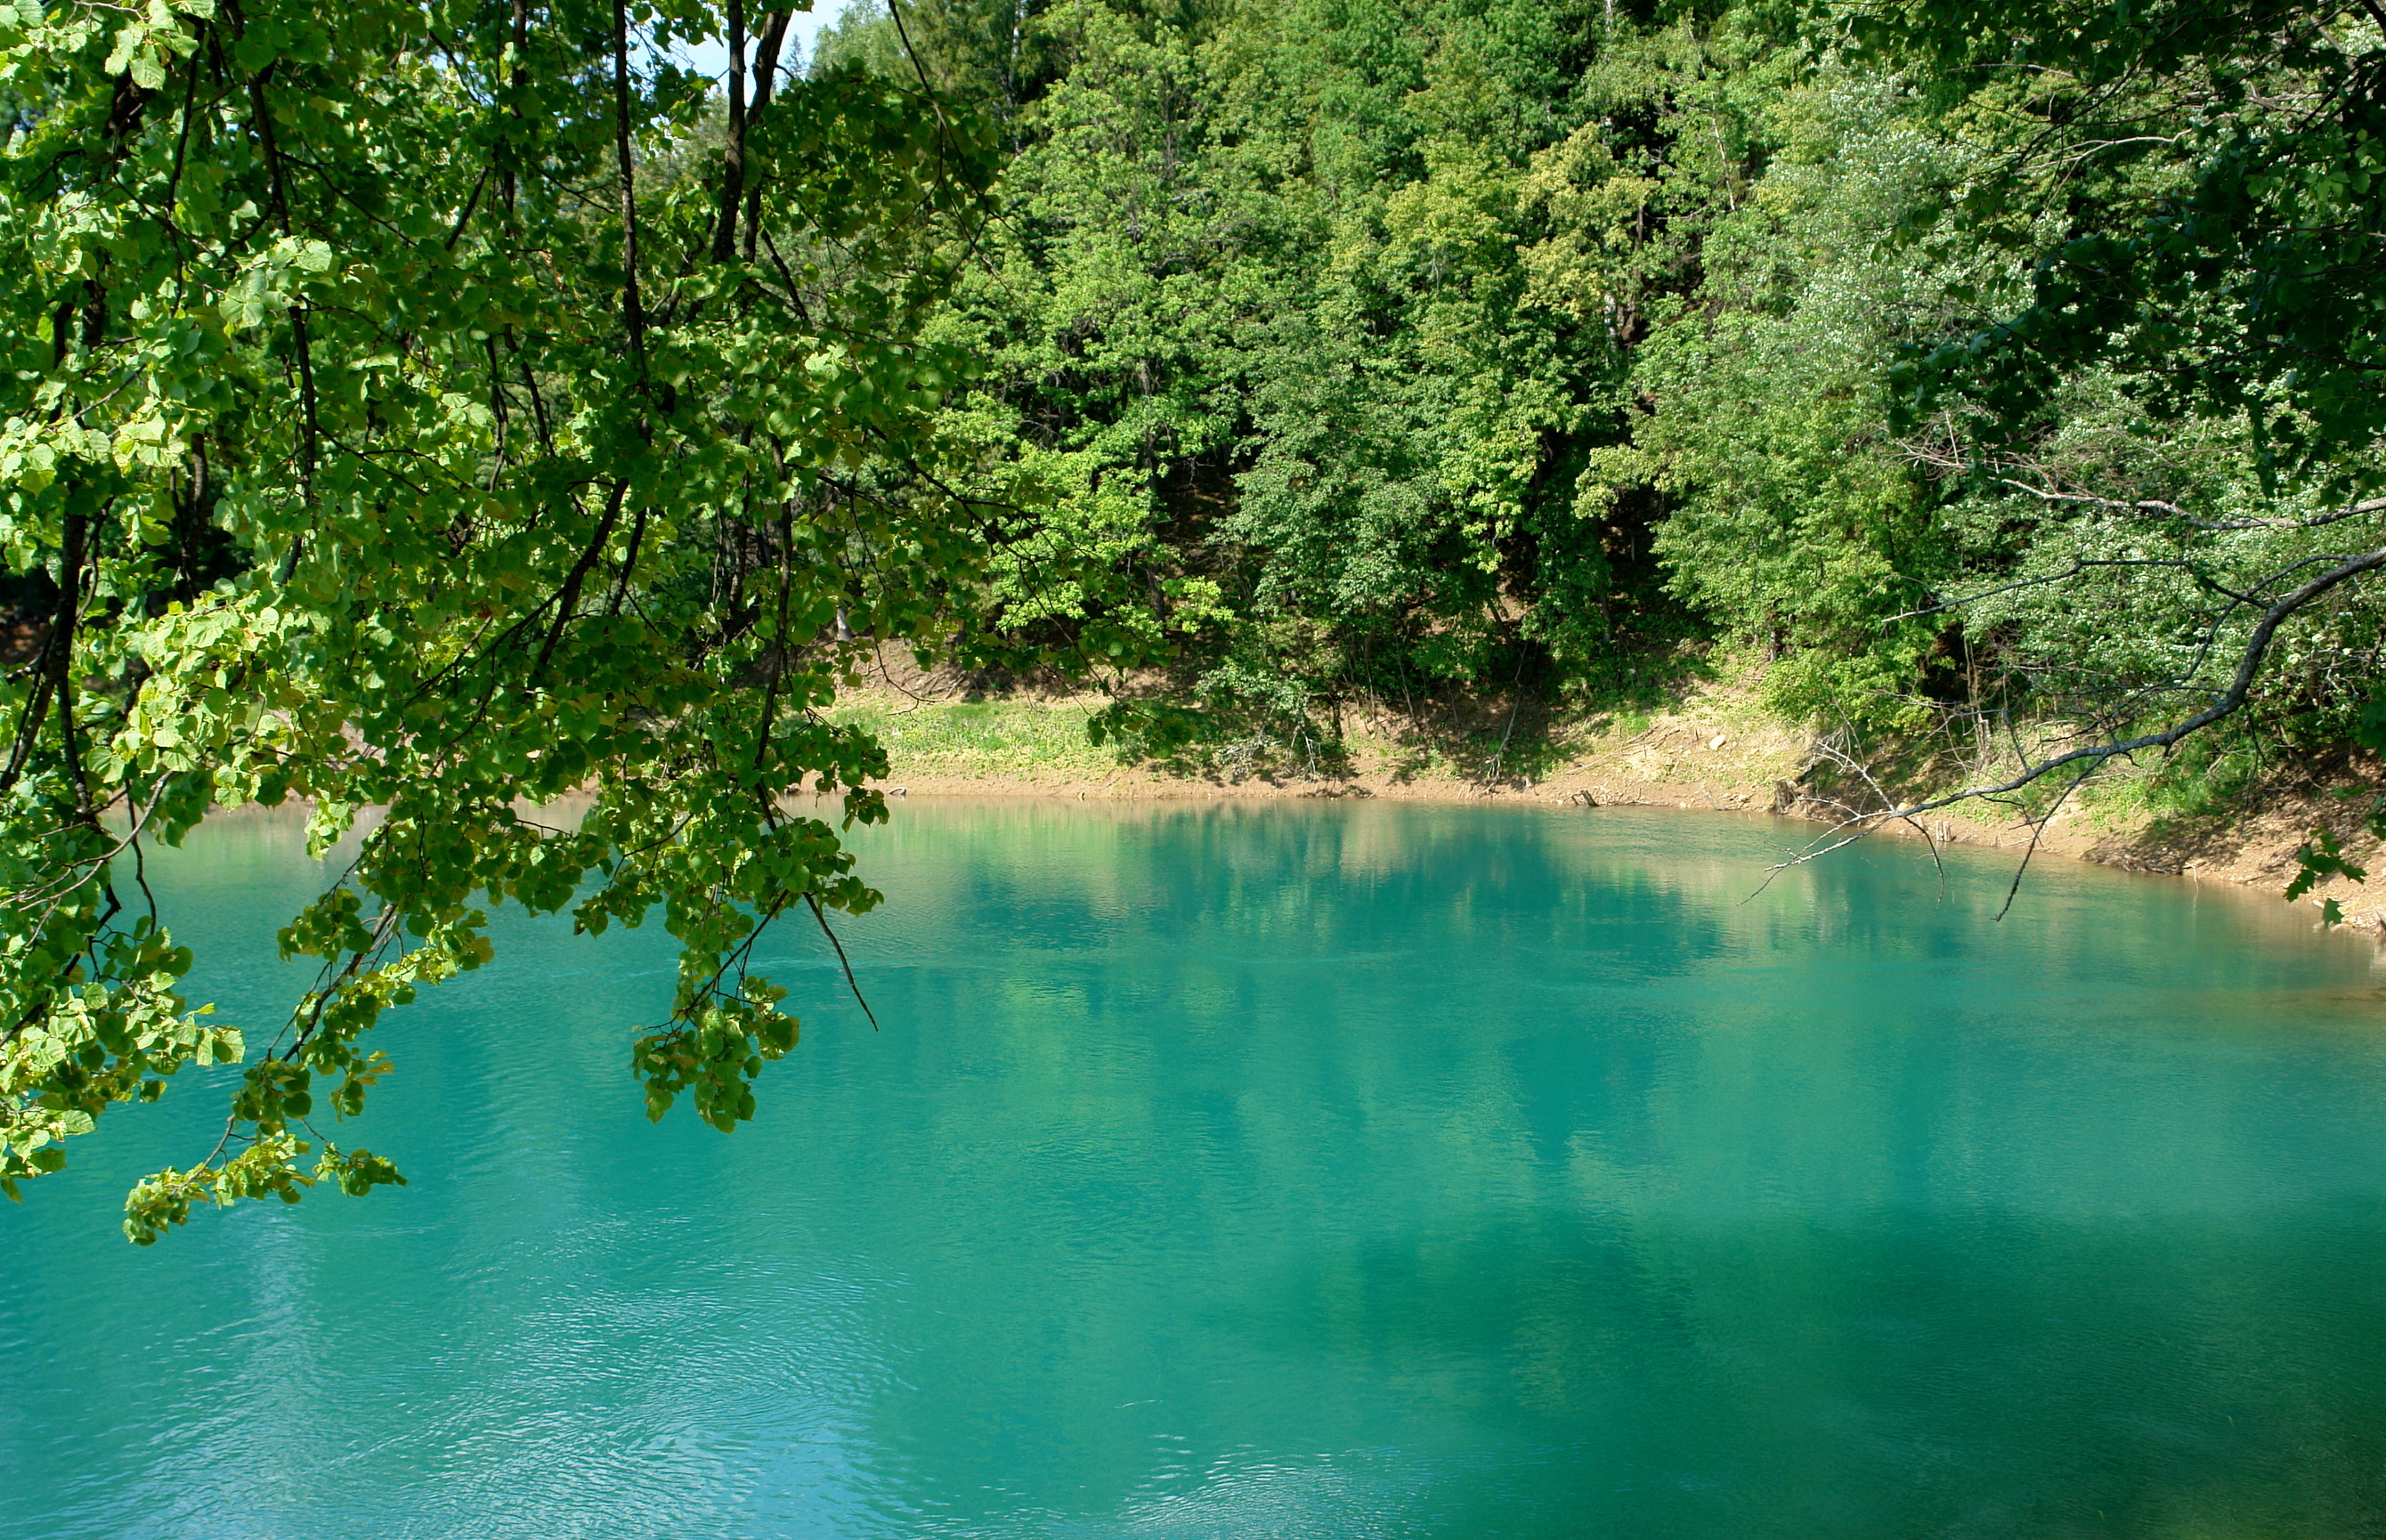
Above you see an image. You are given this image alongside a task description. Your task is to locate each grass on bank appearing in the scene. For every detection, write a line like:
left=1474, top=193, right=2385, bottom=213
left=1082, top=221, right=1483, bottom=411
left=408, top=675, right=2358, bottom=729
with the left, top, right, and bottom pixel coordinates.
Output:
left=830, top=684, right=1789, bottom=790
left=831, top=698, right=1123, bottom=780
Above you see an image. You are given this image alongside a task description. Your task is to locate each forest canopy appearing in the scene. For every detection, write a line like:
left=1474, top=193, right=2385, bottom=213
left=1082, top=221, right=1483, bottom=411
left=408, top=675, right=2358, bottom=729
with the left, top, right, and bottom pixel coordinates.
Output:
left=4, top=0, right=2382, bottom=1236
left=850, top=0, right=2386, bottom=750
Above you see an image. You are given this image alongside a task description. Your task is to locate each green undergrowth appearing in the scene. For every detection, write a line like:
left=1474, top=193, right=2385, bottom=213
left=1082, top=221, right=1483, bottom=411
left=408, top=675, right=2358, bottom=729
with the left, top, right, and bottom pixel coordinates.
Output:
left=832, top=699, right=1124, bottom=779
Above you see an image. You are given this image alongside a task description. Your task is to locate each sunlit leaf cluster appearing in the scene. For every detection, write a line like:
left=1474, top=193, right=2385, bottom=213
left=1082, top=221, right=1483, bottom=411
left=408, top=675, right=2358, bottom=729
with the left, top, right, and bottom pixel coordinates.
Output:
left=1, top=0, right=1004, bottom=1236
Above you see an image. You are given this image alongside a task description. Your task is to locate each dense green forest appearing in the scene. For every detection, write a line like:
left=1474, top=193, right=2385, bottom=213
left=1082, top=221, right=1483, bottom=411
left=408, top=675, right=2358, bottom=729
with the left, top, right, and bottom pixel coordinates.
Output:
left=816, top=0, right=2386, bottom=797
left=2, top=0, right=2381, bottom=1230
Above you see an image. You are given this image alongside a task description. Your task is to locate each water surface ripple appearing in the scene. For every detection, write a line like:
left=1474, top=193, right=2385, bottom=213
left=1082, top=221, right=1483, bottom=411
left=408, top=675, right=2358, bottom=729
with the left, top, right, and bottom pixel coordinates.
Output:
left=6, top=801, right=2386, bottom=1538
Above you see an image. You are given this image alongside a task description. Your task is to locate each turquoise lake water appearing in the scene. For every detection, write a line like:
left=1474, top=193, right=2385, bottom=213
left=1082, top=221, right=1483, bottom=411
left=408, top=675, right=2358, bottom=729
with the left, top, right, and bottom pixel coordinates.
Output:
left=6, top=800, right=2386, bottom=1538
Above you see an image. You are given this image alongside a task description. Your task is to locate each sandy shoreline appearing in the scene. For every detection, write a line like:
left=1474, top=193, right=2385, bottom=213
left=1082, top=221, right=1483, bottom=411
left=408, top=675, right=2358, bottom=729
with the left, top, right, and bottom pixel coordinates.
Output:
left=861, top=733, right=2386, bottom=936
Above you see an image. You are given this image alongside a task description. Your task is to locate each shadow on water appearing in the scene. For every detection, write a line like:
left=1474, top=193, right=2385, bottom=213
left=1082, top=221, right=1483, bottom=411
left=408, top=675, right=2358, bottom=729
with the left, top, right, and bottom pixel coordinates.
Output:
left=1236, top=1204, right=2386, bottom=1538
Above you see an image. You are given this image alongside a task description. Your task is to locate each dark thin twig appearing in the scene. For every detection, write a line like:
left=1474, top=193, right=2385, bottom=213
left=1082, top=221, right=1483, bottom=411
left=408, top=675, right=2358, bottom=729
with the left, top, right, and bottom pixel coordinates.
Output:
left=1993, top=764, right=2097, bottom=922
left=804, top=892, right=878, bottom=1031
left=532, top=480, right=629, bottom=685
left=444, top=166, right=492, bottom=249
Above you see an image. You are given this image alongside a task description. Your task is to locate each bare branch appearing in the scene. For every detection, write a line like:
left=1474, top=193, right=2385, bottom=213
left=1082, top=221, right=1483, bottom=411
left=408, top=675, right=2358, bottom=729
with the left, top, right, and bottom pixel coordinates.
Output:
left=1994, top=480, right=2386, bottom=533
left=610, top=0, right=647, bottom=378
left=1859, top=542, right=2386, bottom=825
left=712, top=0, right=747, bottom=263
